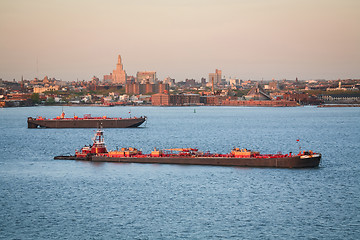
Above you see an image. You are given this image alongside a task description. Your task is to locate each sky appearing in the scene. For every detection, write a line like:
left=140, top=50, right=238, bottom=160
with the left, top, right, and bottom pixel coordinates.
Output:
left=0, top=0, right=359, bottom=82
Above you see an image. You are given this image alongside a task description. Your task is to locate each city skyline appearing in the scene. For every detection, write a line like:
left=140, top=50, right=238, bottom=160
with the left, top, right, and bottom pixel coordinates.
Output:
left=0, top=0, right=359, bottom=82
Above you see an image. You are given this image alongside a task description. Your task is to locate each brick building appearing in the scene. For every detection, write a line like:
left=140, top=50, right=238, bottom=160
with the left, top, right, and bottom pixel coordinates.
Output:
left=152, top=93, right=200, bottom=106
left=151, top=93, right=170, bottom=106
left=126, top=81, right=169, bottom=95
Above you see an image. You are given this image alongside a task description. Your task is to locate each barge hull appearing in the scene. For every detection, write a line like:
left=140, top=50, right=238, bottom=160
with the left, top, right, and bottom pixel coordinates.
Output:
left=89, top=155, right=321, bottom=168
left=54, top=155, right=86, bottom=160
left=28, top=117, right=146, bottom=128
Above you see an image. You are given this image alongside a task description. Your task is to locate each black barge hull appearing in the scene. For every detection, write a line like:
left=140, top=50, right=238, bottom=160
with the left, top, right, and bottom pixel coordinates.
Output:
left=55, top=155, right=321, bottom=168
left=28, top=117, right=146, bottom=128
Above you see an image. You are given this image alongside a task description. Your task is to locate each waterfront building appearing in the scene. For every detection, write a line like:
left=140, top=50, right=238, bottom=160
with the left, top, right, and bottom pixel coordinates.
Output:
left=152, top=93, right=200, bottom=106
left=221, top=98, right=299, bottom=107
left=282, top=92, right=322, bottom=105
left=170, top=94, right=200, bottom=106
left=244, top=83, right=272, bottom=100
left=151, top=93, right=170, bottom=106
left=199, top=95, right=230, bottom=105
left=320, top=93, right=360, bottom=103
left=112, top=55, right=127, bottom=84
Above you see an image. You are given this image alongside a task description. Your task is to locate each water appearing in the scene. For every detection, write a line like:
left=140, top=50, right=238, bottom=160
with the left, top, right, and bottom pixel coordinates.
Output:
left=0, top=106, right=359, bottom=239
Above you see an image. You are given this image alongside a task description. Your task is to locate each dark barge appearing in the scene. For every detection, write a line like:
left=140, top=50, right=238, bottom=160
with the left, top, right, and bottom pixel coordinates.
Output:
left=28, top=112, right=146, bottom=128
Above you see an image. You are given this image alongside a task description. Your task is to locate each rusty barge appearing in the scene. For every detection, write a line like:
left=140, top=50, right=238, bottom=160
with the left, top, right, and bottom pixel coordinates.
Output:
left=28, top=112, right=146, bottom=128
left=54, top=128, right=321, bottom=168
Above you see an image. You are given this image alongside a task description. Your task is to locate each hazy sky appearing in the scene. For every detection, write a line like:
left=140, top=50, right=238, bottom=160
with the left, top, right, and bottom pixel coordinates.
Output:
left=0, top=0, right=359, bottom=82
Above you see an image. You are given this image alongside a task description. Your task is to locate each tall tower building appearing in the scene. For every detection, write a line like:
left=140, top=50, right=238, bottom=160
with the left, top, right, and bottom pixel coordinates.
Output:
left=112, top=55, right=127, bottom=84
left=209, top=69, right=222, bottom=86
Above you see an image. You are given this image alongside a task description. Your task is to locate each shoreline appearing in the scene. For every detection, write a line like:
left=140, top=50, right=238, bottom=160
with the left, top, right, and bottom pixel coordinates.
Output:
left=2, top=103, right=360, bottom=108
left=317, top=104, right=360, bottom=107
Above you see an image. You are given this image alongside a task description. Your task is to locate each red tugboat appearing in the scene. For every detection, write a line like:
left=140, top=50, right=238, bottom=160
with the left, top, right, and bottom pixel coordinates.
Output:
left=28, top=111, right=146, bottom=128
left=54, top=129, right=322, bottom=168
left=75, top=128, right=108, bottom=160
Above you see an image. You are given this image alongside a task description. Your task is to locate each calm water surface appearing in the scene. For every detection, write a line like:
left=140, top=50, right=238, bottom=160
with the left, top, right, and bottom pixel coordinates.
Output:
left=0, top=106, right=359, bottom=239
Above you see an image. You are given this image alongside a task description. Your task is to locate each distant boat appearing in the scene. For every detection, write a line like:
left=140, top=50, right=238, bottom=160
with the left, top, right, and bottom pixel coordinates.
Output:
left=28, top=111, right=146, bottom=128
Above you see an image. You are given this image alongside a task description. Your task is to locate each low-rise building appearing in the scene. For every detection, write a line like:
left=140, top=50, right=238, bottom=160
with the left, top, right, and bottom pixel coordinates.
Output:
left=33, top=85, right=60, bottom=93
left=152, top=93, right=170, bottom=106
left=152, top=93, right=200, bottom=106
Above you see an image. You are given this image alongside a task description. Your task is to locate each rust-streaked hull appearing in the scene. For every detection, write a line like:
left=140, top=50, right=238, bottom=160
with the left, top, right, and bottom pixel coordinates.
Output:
left=55, top=154, right=321, bottom=168
left=28, top=117, right=146, bottom=128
